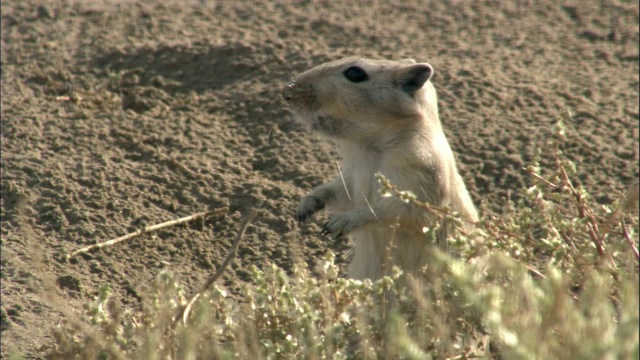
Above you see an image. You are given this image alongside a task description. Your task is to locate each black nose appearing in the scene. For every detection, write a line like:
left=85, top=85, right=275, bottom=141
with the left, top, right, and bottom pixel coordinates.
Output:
left=282, top=81, right=297, bottom=101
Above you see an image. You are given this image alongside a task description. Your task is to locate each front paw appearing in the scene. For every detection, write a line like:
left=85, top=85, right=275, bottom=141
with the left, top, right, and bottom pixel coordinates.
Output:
left=321, top=212, right=360, bottom=239
left=296, top=195, right=325, bottom=224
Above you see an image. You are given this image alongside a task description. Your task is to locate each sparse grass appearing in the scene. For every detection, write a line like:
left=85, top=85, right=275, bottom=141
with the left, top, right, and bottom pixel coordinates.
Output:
left=32, top=120, right=640, bottom=359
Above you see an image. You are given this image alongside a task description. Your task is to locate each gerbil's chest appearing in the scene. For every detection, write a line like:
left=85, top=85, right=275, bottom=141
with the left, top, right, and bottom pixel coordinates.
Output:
left=343, top=150, right=388, bottom=206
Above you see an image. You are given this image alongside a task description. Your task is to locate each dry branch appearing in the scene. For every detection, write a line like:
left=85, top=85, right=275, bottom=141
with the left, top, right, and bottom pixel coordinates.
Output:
left=176, top=209, right=257, bottom=326
left=66, top=207, right=229, bottom=261
left=622, top=218, right=639, bottom=261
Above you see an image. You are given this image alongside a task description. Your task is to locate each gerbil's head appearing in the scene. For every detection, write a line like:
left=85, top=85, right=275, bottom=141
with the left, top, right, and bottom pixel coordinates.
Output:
left=282, top=57, right=439, bottom=145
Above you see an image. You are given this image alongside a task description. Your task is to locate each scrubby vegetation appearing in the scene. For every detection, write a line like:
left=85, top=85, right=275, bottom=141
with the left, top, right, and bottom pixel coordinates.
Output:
left=43, top=121, right=639, bottom=359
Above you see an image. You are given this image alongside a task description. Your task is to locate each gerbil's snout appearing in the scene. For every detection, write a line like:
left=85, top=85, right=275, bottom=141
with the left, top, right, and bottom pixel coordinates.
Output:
left=282, top=77, right=315, bottom=111
left=282, top=78, right=298, bottom=101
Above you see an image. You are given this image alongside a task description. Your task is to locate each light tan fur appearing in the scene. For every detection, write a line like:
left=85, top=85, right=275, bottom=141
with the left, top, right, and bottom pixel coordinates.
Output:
left=283, top=57, right=478, bottom=280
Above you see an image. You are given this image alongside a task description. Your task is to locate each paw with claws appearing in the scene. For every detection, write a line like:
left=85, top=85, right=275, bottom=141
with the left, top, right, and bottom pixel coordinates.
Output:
left=321, top=212, right=361, bottom=239
left=296, top=195, right=326, bottom=224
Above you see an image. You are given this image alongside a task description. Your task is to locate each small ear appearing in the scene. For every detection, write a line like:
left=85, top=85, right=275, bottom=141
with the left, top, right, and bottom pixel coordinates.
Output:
left=399, top=58, right=417, bottom=64
left=400, top=63, right=433, bottom=95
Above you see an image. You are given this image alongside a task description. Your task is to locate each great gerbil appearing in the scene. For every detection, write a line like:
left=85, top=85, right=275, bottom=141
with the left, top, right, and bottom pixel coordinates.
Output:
left=283, top=57, right=479, bottom=281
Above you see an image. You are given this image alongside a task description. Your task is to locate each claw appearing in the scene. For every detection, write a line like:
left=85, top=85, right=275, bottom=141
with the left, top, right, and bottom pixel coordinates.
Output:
left=321, top=222, right=344, bottom=239
left=297, top=210, right=313, bottom=224
left=297, top=213, right=306, bottom=224
left=320, top=224, right=331, bottom=237
left=296, top=197, right=325, bottom=225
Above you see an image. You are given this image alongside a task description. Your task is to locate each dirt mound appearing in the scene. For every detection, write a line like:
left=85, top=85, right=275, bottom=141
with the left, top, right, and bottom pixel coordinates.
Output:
left=1, top=1, right=638, bottom=357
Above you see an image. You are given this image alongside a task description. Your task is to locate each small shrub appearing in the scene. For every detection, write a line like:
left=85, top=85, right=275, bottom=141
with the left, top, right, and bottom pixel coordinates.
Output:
left=47, top=120, right=638, bottom=359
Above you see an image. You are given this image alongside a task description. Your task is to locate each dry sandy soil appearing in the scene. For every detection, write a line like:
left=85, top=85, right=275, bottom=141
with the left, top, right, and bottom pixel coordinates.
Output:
left=1, top=0, right=638, bottom=357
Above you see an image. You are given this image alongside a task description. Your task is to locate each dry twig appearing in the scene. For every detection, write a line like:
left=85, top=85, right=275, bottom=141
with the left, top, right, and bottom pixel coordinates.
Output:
left=622, top=218, right=639, bottom=260
left=66, top=207, right=229, bottom=260
left=524, top=168, right=560, bottom=189
left=176, top=210, right=257, bottom=326
left=558, top=166, right=607, bottom=258
left=598, top=181, right=639, bottom=260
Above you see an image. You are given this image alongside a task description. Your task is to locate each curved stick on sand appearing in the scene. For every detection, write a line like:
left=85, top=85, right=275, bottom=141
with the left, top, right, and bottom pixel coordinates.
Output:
left=65, top=207, right=229, bottom=261
left=177, top=209, right=257, bottom=326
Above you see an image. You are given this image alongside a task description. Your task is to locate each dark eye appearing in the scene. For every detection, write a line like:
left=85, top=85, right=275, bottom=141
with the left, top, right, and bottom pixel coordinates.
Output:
left=343, top=66, right=368, bottom=83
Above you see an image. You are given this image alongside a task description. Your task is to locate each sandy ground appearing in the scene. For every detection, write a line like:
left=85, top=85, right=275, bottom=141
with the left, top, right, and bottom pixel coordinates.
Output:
left=1, top=0, right=638, bottom=357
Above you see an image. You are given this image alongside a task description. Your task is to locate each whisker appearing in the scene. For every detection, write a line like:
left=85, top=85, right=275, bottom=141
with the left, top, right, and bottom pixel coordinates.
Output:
left=336, top=159, right=352, bottom=201
left=363, top=193, right=378, bottom=221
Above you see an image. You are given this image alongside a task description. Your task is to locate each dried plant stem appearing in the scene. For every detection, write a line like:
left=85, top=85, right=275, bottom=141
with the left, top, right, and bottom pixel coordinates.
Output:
left=66, top=207, right=229, bottom=260
left=622, top=218, right=639, bottom=260
left=176, top=210, right=257, bottom=326
left=558, top=166, right=607, bottom=258
left=377, top=173, right=473, bottom=236
left=525, top=169, right=560, bottom=189
left=526, top=265, right=547, bottom=280
left=599, top=181, right=639, bottom=260
left=444, top=353, right=482, bottom=360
